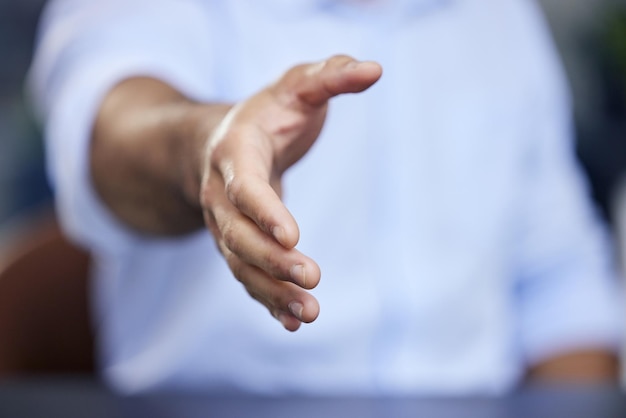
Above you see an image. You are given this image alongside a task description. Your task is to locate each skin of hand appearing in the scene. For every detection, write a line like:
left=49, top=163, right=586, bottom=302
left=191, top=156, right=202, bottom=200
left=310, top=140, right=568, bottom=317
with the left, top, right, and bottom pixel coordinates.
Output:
left=92, top=55, right=382, bottom=331
left=197, top=55, right=382, bottom=331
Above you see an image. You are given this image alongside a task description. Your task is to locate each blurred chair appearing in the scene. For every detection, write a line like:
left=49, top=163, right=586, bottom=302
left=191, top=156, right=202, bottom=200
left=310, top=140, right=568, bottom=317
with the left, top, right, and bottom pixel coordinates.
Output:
left=0, top=211, right=95, bottom=376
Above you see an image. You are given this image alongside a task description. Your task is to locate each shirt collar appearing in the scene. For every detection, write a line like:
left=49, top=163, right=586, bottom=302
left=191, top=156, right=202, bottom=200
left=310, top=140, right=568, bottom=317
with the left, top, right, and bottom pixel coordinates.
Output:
left=263, top=0, right=452, bottom=19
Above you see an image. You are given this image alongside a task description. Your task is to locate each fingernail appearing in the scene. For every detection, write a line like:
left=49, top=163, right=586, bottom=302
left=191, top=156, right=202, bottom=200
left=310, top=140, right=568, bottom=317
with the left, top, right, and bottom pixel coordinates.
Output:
left=288, top=302, right=304, bottom=321
left=290, top=264, right=306, bottom=287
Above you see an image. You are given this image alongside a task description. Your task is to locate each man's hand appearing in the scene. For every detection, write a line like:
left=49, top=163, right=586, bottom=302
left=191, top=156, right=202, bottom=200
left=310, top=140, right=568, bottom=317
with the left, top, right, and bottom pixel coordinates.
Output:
left=92, top=55, right=380, bottom=331
left=199, top=56, right=382, bottom=331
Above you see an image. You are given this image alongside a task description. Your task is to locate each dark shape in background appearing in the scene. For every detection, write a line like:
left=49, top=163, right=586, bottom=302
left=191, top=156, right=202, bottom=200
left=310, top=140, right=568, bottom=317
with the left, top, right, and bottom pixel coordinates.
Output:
left=0, top=0, right=51, bottom=230
left=576, top=8, right=626, bottom=223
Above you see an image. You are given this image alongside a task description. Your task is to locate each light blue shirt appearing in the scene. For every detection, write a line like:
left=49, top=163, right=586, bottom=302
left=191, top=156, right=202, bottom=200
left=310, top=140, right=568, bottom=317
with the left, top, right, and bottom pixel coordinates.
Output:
left=29, top=0, right=623, bottom=394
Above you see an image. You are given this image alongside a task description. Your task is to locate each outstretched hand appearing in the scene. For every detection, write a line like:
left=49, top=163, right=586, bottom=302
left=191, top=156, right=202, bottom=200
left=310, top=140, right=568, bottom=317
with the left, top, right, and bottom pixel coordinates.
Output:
left=200, top=55, right=382, bottom=331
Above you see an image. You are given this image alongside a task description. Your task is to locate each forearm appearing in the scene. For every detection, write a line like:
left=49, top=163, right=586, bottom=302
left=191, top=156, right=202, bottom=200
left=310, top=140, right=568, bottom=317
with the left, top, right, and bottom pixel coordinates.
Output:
left=91, top=77, right=231, bottom=235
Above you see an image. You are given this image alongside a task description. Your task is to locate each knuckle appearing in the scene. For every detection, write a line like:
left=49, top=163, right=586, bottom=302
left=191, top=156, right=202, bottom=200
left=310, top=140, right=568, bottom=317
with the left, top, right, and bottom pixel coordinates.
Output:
left=254, top=217, right=273, bottom=240
left=224, top=175, right=245, bottom=206
left=329, top=54, right=352, bottom=63
left=221, top=220, right=242, bottom=255
left=261, top=248, right=284, bottom=279
left=284, top=63, right=309, bottom=81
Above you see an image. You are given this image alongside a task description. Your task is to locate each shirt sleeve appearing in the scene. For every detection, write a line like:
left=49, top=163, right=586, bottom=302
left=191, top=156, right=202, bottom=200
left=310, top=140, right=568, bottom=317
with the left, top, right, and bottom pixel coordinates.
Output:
left=513, top=1, right=624, bottom=365
left=27, top=0, right=219, bottom=254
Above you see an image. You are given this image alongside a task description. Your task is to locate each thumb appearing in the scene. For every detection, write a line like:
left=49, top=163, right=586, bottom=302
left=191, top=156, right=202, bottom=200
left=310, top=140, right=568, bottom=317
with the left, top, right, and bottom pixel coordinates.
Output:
left=272, top=55, right=382, bottom=108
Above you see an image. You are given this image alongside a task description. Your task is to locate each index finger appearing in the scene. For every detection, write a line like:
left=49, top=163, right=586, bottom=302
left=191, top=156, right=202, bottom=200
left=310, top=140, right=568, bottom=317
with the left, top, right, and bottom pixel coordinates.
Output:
left=216, top=131, right=300, bottom=249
